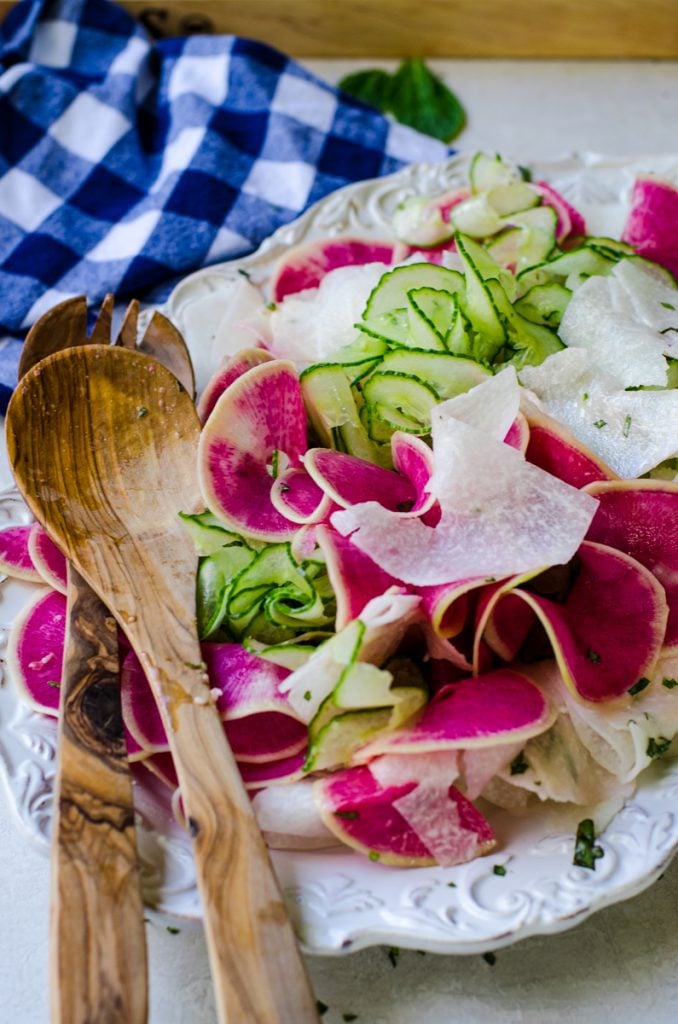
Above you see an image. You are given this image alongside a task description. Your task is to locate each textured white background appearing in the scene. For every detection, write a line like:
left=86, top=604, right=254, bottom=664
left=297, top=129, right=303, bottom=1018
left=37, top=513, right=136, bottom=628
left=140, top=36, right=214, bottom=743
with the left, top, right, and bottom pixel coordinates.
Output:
left=2, top=58, right=678, bottom=1024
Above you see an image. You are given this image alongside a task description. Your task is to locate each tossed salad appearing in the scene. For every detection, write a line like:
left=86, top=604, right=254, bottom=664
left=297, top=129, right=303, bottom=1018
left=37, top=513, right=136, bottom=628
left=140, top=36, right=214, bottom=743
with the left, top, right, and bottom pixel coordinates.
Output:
left=5, top=153, right=678, bottom=869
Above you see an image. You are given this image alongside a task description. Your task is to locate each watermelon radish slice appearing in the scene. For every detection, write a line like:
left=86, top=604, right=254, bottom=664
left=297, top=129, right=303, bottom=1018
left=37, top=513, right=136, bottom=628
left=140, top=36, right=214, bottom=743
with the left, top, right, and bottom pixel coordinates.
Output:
left=270, top=466, right=333, bottom=524
left=198, top=359, right=308, bottom=541
left=498, top=541, right=669, bottom=701
left=315, top=525, right=402, bottom=629
left=390, top=432, right=436, bottom=517
left=585, top=480, right=678, bottom=648
left=473, top=574, right=541, bottom=666
left=141, top=752, right=179, bottom=791
left=6, top=589, right=66, bottom=716
left=314, top=760, right=495, bottom=867
left=123, top=722, right=149, bottom=764
left=197, top=347, right=273, bottom=424
left=238, top=750, right=307, bottom=789
left=28, top=523, right=67, bottom=594
left=357, top=669, right=554, bottom=759
left=504, top=412, right=530, bottom=454
left=252, top=781, right=337, bottom=849
left=621, top=175, right=678, bottom=279
left=271, top=238, right=396, bottom=302
left=120, top=650, right=170, bottom=754
left=533, top=181, right=586, bottom=240
left=418, top=576, right=494, bottom=640
left=523, top=403, right=618, bottom=488
left=303, top=447, right=416, bottom=511
left=0, top=524, right=41, bottom=582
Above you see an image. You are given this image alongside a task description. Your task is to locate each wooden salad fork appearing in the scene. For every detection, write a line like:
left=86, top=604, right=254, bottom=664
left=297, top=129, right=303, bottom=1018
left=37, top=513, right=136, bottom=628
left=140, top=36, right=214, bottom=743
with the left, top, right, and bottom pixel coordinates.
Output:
left=7, top=344, right=319, bottom=1024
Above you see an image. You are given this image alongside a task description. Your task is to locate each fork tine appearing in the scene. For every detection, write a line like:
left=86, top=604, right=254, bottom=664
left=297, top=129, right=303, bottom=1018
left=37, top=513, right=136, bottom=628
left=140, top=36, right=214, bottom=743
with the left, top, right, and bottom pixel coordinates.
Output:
left=18, top=296, right=88, bottom=379
left=115, top=299, right=139, bottom=349
left=138, top=311, right=196, bottom=398
left=89, top=293, right=115, bottom=346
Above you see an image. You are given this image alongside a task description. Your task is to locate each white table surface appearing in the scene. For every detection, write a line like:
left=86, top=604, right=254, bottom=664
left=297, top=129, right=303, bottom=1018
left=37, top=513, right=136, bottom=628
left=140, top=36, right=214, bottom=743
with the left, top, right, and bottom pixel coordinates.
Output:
left=2, top=57, right=678, bottom=1024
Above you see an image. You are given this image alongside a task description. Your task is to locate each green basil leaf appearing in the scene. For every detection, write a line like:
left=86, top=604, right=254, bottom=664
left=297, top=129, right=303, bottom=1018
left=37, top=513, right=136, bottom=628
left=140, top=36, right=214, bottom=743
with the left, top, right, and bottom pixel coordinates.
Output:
left=339, top=69, right=394, bottom=111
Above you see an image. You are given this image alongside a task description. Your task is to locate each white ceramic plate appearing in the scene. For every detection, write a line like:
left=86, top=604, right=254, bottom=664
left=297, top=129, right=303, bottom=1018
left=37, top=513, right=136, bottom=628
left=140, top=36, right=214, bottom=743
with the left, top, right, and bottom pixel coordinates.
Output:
left=2, top=152, right=678, bottom=956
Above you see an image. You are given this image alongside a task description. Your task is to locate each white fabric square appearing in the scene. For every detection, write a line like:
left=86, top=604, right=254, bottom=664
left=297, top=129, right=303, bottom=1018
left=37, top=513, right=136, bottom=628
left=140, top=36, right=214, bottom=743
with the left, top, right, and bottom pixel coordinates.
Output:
left=205, top=224, right=250, bottom=263
left=271, top=73, right=337, bottom=133
left=384, top=120, right=447, bottom=164
left=29, top=20, right=77, bottom=69
left=0, top=168, right=62, bottom=231
left=49, top=93, right=130, bottom=163
left=168, top=54, right=230, bottom=106
left=87, top=208, right=160, bottom=262
left=242, top=159, right=315, bottom=211
left=151, top=126, right=205, bottom=193
left=108, top=36, right=149, bottom=77
left=23, top=287, right=79, bottom=327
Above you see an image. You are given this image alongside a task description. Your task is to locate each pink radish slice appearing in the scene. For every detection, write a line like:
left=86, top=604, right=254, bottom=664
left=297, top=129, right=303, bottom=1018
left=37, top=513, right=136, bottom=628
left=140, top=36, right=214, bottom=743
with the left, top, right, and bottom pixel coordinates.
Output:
left=142, top=752, right=179, bottom=790
left=504, top=541, right=669, bottom=701
left=6, top=589, right=66, bottom=716
left=0, top=524, right=41, bottom=582
left=314, top=762, right=494, bottom=867
left=291, top=524, right=319, bottom=562
left=197, top=347, right=273, bottom=424
left=238, top=750, right=307, bottom=789
left=390, top=432, right=436, bottom=516
left=28, top=523, right=67, bottom=593
left=304, top=448, right=416, bottom=512
left=120, top=650, right=170, bottom=754
left=198, top=359, right=308, bottom=542
left=315, top=525, right=403, bottom=629
left=585, top=480, right=678, bottom=648
left=358, top=669, right=554, bottom=759
left=272, top=238, right=396, bottom=301
left=533, top=181, right=587, bottom=240
left=418, top=576, right=497, bottom=640
left=270, top=466, right=334, bottom=524
left=621, top=175, right=678, bottom=279
left=475, top=585, right=538, bottom=665
left=524, top=407, right=618, bottom=488
left=503, top=413, right=530, bottom=454
left=124, top=723, right=150, bottom=763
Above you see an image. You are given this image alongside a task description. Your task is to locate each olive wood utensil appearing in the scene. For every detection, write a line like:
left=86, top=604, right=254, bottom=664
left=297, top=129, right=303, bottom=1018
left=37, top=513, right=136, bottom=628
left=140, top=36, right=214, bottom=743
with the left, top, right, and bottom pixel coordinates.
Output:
left=7, top=345, right=318, bottom=1024
left=18, top=298, right=151, bottom=1024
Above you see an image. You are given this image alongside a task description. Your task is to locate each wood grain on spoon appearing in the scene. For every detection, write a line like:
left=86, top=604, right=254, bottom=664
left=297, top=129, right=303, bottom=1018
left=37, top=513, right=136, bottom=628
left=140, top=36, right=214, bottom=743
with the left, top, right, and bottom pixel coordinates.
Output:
left=7, top=346, right=318, bottom=1024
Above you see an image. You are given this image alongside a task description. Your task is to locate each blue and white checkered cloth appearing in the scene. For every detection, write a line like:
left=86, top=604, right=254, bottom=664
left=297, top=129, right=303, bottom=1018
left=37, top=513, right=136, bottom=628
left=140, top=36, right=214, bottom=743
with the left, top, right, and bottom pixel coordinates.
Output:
left=0, top=0, right=450, bottom=410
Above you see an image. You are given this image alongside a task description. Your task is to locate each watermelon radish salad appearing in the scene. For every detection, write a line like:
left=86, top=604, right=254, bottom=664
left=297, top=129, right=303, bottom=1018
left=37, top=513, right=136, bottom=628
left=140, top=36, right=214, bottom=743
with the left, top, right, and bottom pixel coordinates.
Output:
left=4, top=153, right=678, bottom=870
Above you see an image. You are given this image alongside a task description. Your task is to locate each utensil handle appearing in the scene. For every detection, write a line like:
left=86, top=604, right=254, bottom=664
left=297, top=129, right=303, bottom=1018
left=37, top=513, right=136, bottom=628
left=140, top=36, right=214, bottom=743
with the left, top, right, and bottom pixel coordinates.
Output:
left=50, top=568, right=147, bottom=1024
left=168, top=693, right=319, bottom=1024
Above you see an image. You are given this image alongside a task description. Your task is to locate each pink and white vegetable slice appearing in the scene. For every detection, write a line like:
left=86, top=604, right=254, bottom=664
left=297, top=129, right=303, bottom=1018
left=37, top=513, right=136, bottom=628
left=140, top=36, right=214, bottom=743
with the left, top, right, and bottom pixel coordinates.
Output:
left=6, top=589, right=66, bottom=716
left=270, top=466, right=333, bottom=525
left=523, top=403, right=618, bottom=488
left=252, top=781, right=337, bottom=850
left=28, top=523, right=67, bottom=594
left=314, top=755, right=495, bottom=867
left=303, top=447, right=416, bottom=511
left=533, top=181, right=586, bottom=240
left=198, top=359, right=308, bottom=541
left=358, top=669, right=554, bottom=759
left=585, top=480, right=678, bottom=649
left=238, top=751, right=307, bottom=789
left=0, top=524, right=41, bottom=582
left=271, top=237, right=396, bottom=301
left=390, top=432, right=436, bottom=516
left=196, top=347, right=273, bottom=424
left=621, top=175, right=678, bottom=279
left=315, top=525, right=402, bottom=629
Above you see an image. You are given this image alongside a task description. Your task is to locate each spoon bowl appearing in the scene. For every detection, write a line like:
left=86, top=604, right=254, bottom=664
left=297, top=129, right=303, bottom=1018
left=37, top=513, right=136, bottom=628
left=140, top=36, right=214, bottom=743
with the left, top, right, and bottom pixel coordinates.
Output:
left=7, top=345, right=318, bottom=1024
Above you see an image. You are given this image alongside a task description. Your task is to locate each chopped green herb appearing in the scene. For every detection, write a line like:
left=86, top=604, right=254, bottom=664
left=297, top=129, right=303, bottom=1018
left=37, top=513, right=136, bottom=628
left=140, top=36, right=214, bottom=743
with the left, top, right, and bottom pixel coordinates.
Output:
left=137, top=406, right=149, bottom=418
left=343, top=1015, right=359, bottom=1022
left=368, top=850, right=381, bottom=862
left=334, top=810, right=359, bottom=820
left=647, top=736, right=671, bottom=759
left=573, top=818, right=604, bottom=870
left=386, top=946, right=401, bottom=967
left=183, top=661, right=205, bottom=670
left=484, top=577, right=497, bottom=583
left=47, top=679, right=61, bottom=689
left=509, top=750, right=529, bottom=775
left=586, top=648, right=601, bottom=663
left=266, top=301, right=277, bottom=311
left=316, top=1001, right=329, bottom=1017
left=303, top=690, right=312, bottom=701
left=593, top=419, right=607, bottom=429
left=493, top=864, right=507, bottom=877
left=482, top=952, right=497, bottom=965
left=339, top=58, right=465, bottom=142
left=166, top=925, right=180, bottom=935
left=622, top=415, right=632, bottom=438
left=446, top=881, right=457, bottom=888
left=629, top=677, right=650, bottom=696
left=582, top=391, right=589, bottom=401
left=662, top=677, right=678, bottom=689
left=237, top=268, right=251, bottom=279
left=660, top=302, right=676, bottom=311
left=518, top=165, right=532, bottom=182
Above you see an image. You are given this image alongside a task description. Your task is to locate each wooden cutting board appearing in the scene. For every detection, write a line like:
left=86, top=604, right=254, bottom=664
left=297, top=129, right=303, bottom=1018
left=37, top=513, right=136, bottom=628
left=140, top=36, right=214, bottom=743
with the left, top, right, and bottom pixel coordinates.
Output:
left=1, top=0, right=677, bottom=56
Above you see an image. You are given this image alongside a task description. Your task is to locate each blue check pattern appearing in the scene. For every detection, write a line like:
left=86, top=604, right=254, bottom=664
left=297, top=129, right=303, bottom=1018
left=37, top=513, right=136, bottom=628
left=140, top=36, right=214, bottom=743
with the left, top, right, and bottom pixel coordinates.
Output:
left=0, top=0, right=450, bottom=410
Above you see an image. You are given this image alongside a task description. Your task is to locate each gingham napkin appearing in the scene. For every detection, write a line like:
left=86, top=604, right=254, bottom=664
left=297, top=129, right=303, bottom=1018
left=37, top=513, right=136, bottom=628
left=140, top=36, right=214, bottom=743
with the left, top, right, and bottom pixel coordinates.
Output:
left=0, top=0, right=450, bottom=410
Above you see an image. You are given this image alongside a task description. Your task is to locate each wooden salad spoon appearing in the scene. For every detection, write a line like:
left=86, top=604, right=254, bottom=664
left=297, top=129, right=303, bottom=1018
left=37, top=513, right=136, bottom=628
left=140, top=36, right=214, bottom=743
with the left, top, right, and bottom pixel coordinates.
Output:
left=7, top=345, right=319, bottom=1024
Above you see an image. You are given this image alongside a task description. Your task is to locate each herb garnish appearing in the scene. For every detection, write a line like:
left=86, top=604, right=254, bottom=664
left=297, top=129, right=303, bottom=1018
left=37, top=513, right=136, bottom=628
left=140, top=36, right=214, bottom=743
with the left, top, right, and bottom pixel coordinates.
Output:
left=316, top=1001, right=329, bottom=1017
left=386, top=946, right=401, bottom=967
left=661, top=302, right=676, bottom=311
left=628, top=677, right=650, bottom=696
left=647, top=736, right=671, bottom=759
left=662, top=677, right=678, bottom=689
left=47, top=679, right=61, bottom=689
left=137, top=406, right=148, bottom=418
left=493, top=865, right=507, bottom=877
left=303, top=690, right=312, bottom=701
left=622, top=415, right=632, bottom=438
left=510, top=750, right=529, bottom=775
left=593, top=419, right=607, bottom=429
left=573, top=818, right=604, bottom=870
left=334, top=810, right=359, bottom=820
left=343, top=1015, right=359, bottom=1022
left=339, top=59, right=465, bottom=142
left=368, top=850, right=380, bottom=862
left=586, top=648, right=601, bottom=663
left=166, top=925, right=180, bottom=934
left=482, top=952, right=497, bottom=965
